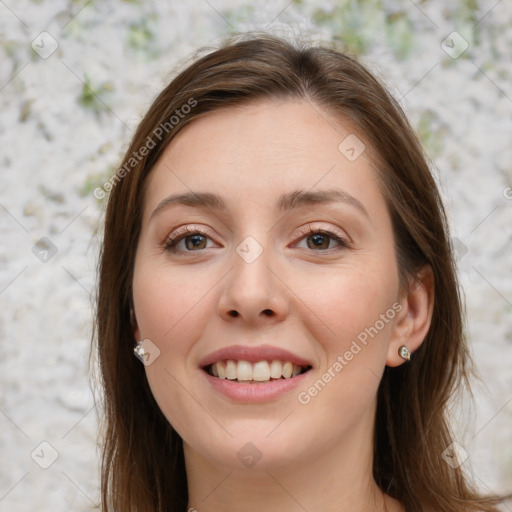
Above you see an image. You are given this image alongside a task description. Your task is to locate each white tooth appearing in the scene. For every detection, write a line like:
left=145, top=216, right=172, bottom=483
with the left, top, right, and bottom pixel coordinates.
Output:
left=217, top=361, right=226, bottom=379
left=270, top=360, right=283, bottom=379
left=212, top=359, right=303, bottom=381
left=225, top=360, right=237, bottom=380
left=237, top=360, right=253, bottom=381
left=252, top=361, right=270, bottom=381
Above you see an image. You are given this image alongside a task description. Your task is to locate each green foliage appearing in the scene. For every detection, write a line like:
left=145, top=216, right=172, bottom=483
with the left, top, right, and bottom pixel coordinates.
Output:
left=312, top=1, right=376, bottom=56
left=79, top=164, right=115, bottom=203
left=78, top=74, right=114, bottom=113
left=443, top=0, right=481, bottom=48
left=385, top=11, right=414, bottom=60
left=312, top=0, right=415, bottom=59
left=461, top=0, right=480, bottom=26
left=127, top=16, right=159, bottom=58
left=224, top=4, right=254, bottom=31
left=417, top=109, right=446, bottom=159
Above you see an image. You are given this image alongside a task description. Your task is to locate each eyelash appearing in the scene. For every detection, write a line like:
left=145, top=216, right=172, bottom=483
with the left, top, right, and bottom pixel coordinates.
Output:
left=164, top=226, right=212, bottom=253
left=294, top=225, right=352, bottom=251
left=164, top=224, right=352, bottom=254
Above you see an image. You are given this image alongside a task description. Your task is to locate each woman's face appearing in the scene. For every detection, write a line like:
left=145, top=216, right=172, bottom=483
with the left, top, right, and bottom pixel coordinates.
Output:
left=132, top=99, right=405, bottom=471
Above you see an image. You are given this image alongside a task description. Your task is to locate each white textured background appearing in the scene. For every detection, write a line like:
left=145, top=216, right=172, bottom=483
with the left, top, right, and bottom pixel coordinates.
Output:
left=0, top=1, right=511, bottom=510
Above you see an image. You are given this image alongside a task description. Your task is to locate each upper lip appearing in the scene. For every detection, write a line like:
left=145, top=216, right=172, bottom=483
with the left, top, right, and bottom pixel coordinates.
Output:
left=199, top=344, right=313, bottom=368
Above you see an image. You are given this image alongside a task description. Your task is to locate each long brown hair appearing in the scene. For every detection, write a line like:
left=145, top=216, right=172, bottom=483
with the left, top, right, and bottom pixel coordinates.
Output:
left=93, top=34, right=508, bottom=511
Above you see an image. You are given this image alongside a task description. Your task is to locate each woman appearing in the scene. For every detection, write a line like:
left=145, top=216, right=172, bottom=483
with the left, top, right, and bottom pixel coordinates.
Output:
left=94, top=34, right=508, bottom=511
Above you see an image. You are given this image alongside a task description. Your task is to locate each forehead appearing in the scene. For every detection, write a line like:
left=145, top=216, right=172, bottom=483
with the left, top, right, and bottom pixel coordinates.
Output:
left=142, top=99, right=385, bottom=219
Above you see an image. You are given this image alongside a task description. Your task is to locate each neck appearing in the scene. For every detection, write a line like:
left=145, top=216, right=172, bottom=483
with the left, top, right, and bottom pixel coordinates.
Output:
left=184, top=406, right=402, bottom=512
left=186, top=456, right=384, bottom=512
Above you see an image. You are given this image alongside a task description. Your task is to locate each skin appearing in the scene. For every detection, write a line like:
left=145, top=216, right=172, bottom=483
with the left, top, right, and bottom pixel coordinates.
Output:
left=132, top=99, right=434, bottom=512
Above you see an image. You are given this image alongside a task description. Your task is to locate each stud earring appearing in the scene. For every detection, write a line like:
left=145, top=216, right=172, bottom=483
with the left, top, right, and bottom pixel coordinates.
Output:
left=134, top=340, right=145, bottom=362
left=398, top=345, right=411, bottom=361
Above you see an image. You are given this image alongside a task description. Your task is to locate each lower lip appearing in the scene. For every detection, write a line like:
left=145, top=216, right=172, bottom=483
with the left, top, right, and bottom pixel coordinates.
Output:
left=202, top=369, right=310, bottom=403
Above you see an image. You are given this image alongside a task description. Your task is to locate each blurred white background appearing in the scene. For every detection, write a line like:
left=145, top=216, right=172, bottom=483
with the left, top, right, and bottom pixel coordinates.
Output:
left=0, top=1, right=511, bottom=510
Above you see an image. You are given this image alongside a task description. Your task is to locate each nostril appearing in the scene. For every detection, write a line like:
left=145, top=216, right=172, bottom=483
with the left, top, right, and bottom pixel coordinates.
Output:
left=227, top=309, right=274, bottom=318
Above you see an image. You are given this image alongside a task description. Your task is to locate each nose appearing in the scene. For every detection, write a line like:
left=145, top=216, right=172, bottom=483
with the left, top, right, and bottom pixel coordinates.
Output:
left=217, top=244, right=289, bottom=326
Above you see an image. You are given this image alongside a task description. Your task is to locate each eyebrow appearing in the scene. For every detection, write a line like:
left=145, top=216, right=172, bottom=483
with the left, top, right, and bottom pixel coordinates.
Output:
left=150, top=188, right=369, bottom=219
left=277, top=189, right=369, bottom=218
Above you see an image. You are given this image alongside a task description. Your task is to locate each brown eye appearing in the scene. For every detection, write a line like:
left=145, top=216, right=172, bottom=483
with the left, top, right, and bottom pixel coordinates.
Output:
left=165, top=228, right=217, bottom=254
left=307, top=233, right=332, bottom=250
left=184, top=235, right=207, bottom=250
left=295, top=227, right=351, bottom=252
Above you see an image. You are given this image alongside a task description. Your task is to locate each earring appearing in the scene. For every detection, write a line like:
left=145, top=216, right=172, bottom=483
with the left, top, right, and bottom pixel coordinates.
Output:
left=398, top=345, right=411, bottom=361
left=134, top=340, right=145, bottom=362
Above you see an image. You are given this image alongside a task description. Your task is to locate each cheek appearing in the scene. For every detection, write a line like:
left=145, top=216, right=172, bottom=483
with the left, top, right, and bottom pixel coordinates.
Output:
left=132, top=262, right=220, bottom=438
left=132, top=260, right=215, bottom=342
left=293, top=284, right=394, bottom=437
left=293, top=261, right=398, bottom=354
left=291, top=259, right=399, bottom=424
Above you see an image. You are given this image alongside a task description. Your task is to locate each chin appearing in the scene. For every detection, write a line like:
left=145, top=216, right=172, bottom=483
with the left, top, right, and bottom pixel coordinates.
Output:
left=184, top=419, right=312, bottom=472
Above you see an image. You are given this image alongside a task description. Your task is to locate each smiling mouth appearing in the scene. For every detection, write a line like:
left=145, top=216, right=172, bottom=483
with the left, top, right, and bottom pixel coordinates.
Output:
left=204, top=359, right=312, bottom=384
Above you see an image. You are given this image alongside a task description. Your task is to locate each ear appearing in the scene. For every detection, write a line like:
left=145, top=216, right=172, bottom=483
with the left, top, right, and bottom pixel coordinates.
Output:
left=386, top=265, right=434, bottom=367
